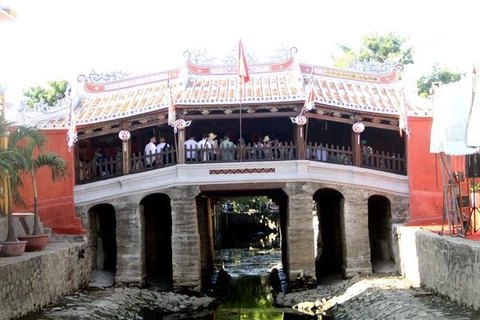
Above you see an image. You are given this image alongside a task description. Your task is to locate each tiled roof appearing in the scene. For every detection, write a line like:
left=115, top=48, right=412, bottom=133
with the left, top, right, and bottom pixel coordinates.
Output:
left=301, top=64, right=432, bottom=117
left=35, top=55, right=433, bottom=129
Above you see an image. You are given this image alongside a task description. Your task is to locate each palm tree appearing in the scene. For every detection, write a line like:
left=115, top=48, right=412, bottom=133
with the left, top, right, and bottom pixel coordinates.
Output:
left=10, top=126, right=67, bottom=235
left=0, top=119, right=28, bottom=243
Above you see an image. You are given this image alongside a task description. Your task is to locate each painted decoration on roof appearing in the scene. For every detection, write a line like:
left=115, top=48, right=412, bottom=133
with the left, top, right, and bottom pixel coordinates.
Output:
left=299, top=63, right=404, bottom=84
left=184, top=48, right=296, bottom=76
left=78, top=69, right=181, bottom=93
left=32, top=47, right=433, bottom=129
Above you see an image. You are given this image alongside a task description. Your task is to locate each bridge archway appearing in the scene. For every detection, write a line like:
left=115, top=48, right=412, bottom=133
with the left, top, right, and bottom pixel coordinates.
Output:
left=199, top=186, right=287, bottom=286
left=88, top=203, right=117, bottom=276
left=368, top=195, right=394, bottom=272
left=313, top=188, right=345, bottom=280
left=140, top=193, right=173, bottom=288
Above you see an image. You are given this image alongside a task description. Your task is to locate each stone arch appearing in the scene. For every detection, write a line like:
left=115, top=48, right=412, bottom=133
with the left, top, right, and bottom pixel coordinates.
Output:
left=87, top=203, right=117, bottom=277
left=313, top=188, right=345, bottom=279
left=368, top=194, right=394, bottom=273
left=140, top=193, right=173, bottom=288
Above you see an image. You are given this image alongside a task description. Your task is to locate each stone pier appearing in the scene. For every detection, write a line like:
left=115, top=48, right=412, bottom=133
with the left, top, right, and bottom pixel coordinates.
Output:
left=342, top=189, right=372, bottom=276
left=115, top=201, right=145, bottom=285
left=168, top=186, right=202, bottom=292
left=285, top=182, right=316, bottom=280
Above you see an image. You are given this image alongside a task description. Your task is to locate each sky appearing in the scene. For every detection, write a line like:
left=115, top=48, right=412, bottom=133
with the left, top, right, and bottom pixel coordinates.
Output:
left=1, top=0, right=479, bottom=100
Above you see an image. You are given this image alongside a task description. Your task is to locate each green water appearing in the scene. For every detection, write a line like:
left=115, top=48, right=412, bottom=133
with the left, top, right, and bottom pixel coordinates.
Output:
left=199, top=275, right=319, bottom=320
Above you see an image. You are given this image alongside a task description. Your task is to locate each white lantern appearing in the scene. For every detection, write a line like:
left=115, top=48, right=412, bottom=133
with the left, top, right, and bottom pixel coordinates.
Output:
left=118, top=130, right=131, bottom=141
left=352, top=122, right=365, bottom=134
left=295, top=115, right=307, bottom=126
left=175, top=119, right=187, bottom=130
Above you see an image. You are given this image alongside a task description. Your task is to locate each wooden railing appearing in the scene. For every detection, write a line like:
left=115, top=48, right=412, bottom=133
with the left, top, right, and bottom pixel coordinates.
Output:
left=76, top=157, right=123, bottom=184
left=362, top=150, right=406, bottom=174
left=185, top=141, right=297, bottom=163
left=130, top=147, right=177, bottom=173
left=75, top=142, right=406, bottom=184
left=306, top=143, right=353, bottom=166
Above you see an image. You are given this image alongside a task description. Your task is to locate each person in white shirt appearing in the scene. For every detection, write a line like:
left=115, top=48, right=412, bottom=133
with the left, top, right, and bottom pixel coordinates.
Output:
left=198, top=133, right=210, bottom=161
left=185, top=135, right=198, bottom=162
left=156, top=137, right=171, bottom=164
left=144, top=136, right=157, bottom=167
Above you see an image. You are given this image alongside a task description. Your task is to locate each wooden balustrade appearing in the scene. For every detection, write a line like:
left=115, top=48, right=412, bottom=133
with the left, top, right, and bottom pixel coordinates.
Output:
left=185, top=141, right=297, bottom=163
left=306, top=143, right=353, bottom=165
left=75, top=141, right=406, bottom=185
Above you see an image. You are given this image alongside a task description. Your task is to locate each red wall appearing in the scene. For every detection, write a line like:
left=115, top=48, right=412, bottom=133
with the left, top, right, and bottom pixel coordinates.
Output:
left=13, top=129, right=85, bottom=234
left=407, top=117, right=444, bottom=225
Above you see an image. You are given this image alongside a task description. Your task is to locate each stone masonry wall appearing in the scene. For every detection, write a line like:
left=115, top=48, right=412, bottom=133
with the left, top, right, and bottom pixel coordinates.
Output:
left=394, top=225, right=480, bottom=311
left=285, top=182, right=316, bottom=280
left=0, top=242, right=90, bottom=320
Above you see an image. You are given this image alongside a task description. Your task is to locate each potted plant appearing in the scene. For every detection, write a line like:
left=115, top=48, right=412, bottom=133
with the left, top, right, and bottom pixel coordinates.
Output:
left=11, top=126, right=67, bottom=252
left=0, top=120, right=28, bottom=256
left=470, top=183, right=480, bottom=209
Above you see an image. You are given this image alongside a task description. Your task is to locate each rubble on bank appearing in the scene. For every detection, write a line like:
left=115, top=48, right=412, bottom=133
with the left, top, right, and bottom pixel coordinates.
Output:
left=32, top=287, right=217, bottom=319
left=275, top=275, right=480, bottom=320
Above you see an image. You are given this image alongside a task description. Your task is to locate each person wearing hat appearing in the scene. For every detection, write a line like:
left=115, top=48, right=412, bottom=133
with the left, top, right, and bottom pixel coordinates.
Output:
left=207, top=132, right=218, bottom=160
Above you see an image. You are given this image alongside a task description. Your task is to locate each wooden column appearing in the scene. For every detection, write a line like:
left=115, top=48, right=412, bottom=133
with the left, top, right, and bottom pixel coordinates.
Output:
left=296, top=124, right=306, bottom=160
left=177, top=129, right=186, bottom=164
left=353, top=132, right=362, bottom=167
left=122, top=139, right=130, bottom=175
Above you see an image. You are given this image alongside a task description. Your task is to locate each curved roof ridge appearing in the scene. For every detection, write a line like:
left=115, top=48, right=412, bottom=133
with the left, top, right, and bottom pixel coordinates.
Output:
left=300, top=63, right=404, bottom=84
left=185, top=54, right=296, bottom=76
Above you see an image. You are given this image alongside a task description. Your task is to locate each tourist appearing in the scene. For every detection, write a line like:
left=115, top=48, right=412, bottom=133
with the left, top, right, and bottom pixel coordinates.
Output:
left=144, top=136, right=157, bottom=167
left=219, top=135, right=236, bottom=161
left=198, top=133, right=211, bottom=161
left=156, top=136, right=171, bottom=164
left=362, top=139, right=373, bottom=166
left=207, top=132, right=218, bottom=161
left=185, top=135, right=198, bottom=162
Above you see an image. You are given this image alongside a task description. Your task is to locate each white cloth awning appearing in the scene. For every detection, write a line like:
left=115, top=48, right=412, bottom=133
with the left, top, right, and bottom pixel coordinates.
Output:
left=430, top=75, right=478, bottom=155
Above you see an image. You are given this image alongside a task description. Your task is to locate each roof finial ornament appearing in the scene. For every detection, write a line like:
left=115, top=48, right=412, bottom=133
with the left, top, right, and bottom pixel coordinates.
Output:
left=290, top=47, right=298, bottom=55
left=183, top=50, right=191, bottom=60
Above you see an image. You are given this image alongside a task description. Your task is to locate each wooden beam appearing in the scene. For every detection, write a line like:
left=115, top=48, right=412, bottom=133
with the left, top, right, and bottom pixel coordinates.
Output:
left=79, top=117, right=168, bottom=139
left=307, top=112, right=398, bottom=131
left=200, top=182, right=287, bottom=193
left=184, top=112, right=298, bottom=121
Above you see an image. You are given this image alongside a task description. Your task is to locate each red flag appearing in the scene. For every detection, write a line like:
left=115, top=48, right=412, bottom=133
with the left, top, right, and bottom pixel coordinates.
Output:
left=238, top=39, right=250, bottom=84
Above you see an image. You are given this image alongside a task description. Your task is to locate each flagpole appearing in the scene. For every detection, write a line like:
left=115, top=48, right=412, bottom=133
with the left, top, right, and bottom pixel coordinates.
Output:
left=237, top=39, right=250, bottom=162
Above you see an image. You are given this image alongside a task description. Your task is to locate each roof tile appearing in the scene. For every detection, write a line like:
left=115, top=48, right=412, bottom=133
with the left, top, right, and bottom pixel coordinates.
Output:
left=35, top=57, right=433, bottom=129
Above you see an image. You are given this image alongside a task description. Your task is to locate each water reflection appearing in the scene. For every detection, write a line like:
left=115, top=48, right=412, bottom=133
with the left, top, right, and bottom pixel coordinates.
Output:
left=201, top=275, right=318, bottom=320
left=196, top=231, right=319, bottom=320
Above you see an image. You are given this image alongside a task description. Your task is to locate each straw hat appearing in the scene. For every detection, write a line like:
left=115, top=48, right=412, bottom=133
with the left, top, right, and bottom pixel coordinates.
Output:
left=208, top=132, right=217, bottom=139
left=263, top=135, right=270, bottom=143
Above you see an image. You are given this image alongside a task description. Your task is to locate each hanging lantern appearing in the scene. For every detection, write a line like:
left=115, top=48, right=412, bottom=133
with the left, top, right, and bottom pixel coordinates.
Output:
left=295, top=114, right=307, bottom=126
left=352, top=122, right=365, bottom=134
left=118, top=130, right=131, bottom=141
left=175, top=118, right=187, bottom=130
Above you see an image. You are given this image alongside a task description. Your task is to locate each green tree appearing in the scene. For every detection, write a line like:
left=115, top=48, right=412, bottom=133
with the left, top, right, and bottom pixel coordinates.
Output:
left=417, top=64, right=464, bottom=97
left=0, top=119, right=28, bottom=243
left=333, top=32, right=414, bottom=69
left=10, top=126, right=67, bottom=235
left=23, top=80, right=69, bottom=108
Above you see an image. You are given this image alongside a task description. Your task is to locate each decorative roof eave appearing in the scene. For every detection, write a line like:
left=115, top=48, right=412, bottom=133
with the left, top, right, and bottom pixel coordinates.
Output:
left=79, top=69, right=181, bottom=94
left=300, top=63, right=404, bottom=84
left=184, top=51, right=296, bottom=76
